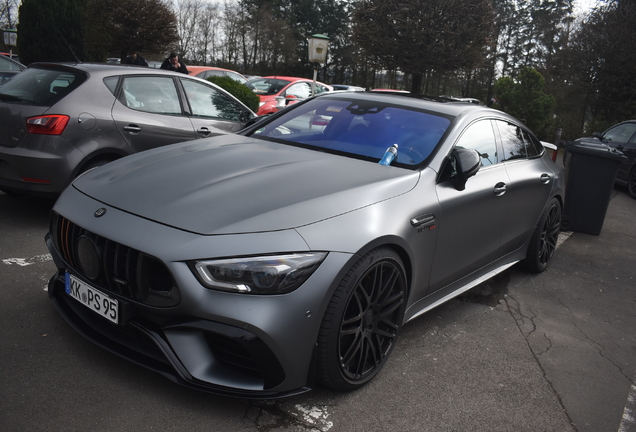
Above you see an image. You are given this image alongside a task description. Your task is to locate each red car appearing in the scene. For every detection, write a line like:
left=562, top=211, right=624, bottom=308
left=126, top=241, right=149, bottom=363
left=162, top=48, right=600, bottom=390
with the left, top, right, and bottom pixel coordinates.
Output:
left=246, top=76, right=332, bottom=115
left=187, top=66, right=248, bottom=84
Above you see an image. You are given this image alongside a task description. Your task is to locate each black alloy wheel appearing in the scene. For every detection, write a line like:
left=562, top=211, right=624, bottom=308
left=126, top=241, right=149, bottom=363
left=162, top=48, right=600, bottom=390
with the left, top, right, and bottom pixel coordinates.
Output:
left=523, top=197, right=562, bottom=273
left=628, top=167, right=636, bottom=199
left=316, top=247, right=406, bottom=391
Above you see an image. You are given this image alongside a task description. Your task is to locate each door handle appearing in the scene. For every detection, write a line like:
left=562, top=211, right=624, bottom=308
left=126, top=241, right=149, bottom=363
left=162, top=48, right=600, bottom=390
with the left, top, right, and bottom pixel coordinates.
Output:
left=123, top=125, right=141, bottom=133
left=197, top=127, right=212, bottom=135
left=494, top=182, right=507, bottom=196
left=540, top=173, right=551, bottom=184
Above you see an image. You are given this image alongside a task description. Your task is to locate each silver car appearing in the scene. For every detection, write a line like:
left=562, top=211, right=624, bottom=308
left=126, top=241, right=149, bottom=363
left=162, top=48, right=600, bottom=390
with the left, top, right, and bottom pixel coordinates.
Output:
left=0, top=63, right=255, bottom=197
left=45, top=92, right=564, bottom=398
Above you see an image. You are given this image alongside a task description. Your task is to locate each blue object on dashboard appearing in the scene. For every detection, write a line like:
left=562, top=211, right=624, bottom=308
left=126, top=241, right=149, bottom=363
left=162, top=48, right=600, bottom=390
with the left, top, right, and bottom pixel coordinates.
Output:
left=379, top=144, right=398, bottom=165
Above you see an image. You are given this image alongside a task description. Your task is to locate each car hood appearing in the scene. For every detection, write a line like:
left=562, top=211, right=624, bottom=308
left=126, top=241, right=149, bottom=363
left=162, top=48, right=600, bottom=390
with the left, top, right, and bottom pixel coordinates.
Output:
left=72, top=134, right=420, bottom=235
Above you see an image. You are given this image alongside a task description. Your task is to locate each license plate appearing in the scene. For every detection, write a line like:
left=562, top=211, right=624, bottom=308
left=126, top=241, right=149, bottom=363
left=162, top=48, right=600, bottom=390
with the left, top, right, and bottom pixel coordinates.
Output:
left=65, top=273, right=118, bottom=324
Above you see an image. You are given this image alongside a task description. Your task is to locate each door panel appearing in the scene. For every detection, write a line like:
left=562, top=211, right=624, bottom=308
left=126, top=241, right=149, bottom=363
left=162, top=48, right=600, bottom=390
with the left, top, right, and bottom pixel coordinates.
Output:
left=501, top=158, right=553, bottom=252
left=180, top=78, right=248, bottom=136
left=495, top=120, right=554, bottom=252
left=431, top=163, right=510, bottom=293
left=112, top=75, right=196, bottom=153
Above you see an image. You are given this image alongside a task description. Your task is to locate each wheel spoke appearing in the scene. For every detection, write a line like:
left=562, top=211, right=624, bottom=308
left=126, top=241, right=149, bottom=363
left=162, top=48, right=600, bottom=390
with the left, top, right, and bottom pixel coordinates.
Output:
left=341, top=333, right=362, bottom=368
left=341, top=291, right=365, bottom=328
left=378, top=291, right=404, bottom=317
left=355, top=338, right=372, bottom=376
left=376, top=264, right=398, bottom=302
left=374, top=326, right=397, bottom=339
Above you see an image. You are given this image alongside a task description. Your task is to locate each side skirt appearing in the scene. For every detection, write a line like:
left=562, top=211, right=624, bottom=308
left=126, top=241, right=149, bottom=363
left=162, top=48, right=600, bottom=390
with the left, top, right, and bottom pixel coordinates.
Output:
left=404, top=260, right=519, bottom=324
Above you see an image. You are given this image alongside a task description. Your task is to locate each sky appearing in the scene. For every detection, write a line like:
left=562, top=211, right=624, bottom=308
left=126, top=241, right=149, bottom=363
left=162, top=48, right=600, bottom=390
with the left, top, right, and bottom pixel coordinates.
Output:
left=574, top=0, right=603, bottom=15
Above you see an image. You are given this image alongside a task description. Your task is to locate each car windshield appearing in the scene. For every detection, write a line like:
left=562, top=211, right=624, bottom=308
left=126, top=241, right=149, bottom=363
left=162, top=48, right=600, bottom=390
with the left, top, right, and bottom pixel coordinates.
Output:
left=249, top=97, right=451, bottom=166
left=245, top=78, right=291, bottom=95
left=0, top=67, right=86, bottom=106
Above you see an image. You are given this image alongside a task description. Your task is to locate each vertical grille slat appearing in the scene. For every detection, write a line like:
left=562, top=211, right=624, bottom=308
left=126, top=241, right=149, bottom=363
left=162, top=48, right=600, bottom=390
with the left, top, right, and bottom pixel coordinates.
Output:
left=50, top=212, right=178, bottom=307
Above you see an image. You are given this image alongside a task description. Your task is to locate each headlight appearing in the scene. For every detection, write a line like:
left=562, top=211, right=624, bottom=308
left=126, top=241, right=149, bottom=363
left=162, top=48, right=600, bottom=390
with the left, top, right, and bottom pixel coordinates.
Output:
left=191, top=253, right=327, bottom=294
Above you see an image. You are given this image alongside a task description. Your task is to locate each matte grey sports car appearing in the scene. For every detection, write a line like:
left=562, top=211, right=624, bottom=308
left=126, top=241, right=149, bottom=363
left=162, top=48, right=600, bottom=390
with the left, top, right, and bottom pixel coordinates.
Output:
left=46, top=92, right=564, bottom=398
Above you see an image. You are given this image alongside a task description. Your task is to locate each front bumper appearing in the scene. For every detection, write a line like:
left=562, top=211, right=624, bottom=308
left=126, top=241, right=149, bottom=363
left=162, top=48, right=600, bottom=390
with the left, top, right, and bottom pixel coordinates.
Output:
left=48, top=269, right=307, bottom=398
left=45, top=188, right=354, bottom=397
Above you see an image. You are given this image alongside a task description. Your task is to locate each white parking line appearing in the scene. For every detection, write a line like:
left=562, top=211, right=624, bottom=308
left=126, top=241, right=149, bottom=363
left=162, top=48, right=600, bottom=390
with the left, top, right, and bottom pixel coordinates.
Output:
left=619, top=383, right=636, bottom=432
left=2, top=254, right=52, bottom=266
left=556, top=231, right=572, bottom=249
left=292, top=405, right=333, bottom=431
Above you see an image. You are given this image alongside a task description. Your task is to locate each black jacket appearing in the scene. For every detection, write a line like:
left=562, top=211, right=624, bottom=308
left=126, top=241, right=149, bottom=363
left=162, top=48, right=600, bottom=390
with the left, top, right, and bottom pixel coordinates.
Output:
left=160, top=58, right=189, bottom=74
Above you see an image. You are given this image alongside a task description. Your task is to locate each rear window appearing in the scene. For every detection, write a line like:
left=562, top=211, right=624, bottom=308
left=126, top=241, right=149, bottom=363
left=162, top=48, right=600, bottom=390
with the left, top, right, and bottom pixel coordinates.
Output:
left=0, top=67, right=86, bottom=106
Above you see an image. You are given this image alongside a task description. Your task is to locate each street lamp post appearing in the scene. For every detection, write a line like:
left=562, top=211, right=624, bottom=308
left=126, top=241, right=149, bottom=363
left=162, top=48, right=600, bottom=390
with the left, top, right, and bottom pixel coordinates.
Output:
left=308, top=34, right=330, bottom=96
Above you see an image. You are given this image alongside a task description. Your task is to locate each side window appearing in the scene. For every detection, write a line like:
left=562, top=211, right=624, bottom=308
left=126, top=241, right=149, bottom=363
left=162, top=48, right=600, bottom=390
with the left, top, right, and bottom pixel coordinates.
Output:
left=496, top=120, right=526, bottom=160
left=204, top=70, right=224, bottom=79
left=604, top=123, right=636, bottom=143
left=103, top=76, right=119, bottom=95
left=121, top=76, right=181, bottom=115
left=455, top=120, right=498, bottom=167
left=522, top=128, right=542, bottom=157
left=315, top=84, right=330, bottom=94
left=181, top=78, right=244, bottom=122
left=226, top=71, right=247, bottom=83
left=285, top=82, right=312, bottom=99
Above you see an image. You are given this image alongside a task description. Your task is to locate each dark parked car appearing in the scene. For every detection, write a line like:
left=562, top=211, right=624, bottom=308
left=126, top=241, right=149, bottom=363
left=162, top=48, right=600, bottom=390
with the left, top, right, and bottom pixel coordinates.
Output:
left=45, top=92, right=563, bottom=398
left=575, top=120, right=636, bottom=198
left=0, top=63, right=256, bottom=196
left=0, top=54, right=25, bottom=84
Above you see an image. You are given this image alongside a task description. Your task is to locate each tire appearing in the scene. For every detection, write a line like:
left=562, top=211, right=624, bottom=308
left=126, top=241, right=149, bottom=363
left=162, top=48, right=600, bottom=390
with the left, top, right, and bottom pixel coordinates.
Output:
left=523, top=197, right=562, bottom=273
left=316, top=247, right=407, bottom=392
left=627, top=167, right=636, bottom=199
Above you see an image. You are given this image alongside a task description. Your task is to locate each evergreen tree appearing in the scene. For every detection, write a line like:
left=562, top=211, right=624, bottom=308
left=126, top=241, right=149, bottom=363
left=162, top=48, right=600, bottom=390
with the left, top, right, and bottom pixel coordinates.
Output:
left=494, top=67, right=555, bottom=138
left=17, top=0, right=86, bottom=65
left=352, top=0, right=494, bottom=94
left=84, top=0, right=178, bottom=62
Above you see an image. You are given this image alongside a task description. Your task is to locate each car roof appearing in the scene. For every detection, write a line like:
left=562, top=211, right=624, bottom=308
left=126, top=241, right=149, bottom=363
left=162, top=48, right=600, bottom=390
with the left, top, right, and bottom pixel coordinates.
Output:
left=187, top=65, right=234, bottom=73
left=26, top=62, right=196, bottom=78
left=313, top=91, right=507, bottom=120
left=258, top=76, right=311, bottom=82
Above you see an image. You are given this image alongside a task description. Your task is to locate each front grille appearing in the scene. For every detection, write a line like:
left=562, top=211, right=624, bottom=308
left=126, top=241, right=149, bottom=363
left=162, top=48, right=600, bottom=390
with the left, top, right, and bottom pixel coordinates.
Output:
left=50, top=211, right=180, bottom=307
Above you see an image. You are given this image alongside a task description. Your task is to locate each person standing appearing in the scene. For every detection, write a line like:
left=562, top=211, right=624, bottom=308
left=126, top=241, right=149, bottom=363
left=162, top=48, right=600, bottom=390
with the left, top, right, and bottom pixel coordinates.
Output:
left=124, top=51, right=148, bottom=67
left=160, top=52, right=189, bottom=74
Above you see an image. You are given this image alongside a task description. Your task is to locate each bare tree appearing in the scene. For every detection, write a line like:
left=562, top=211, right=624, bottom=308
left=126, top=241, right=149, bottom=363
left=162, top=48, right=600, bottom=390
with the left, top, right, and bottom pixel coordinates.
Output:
left=0, top=0, right=19, bottom=28
left=194, top=2, right=221, bottom=65
left=174, top=0, right=204, bottom=61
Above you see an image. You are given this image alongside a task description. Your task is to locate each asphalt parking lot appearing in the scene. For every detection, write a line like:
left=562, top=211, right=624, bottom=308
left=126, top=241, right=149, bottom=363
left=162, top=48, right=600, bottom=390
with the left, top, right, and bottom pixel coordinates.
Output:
left=0, top=187, right=634, bottom=432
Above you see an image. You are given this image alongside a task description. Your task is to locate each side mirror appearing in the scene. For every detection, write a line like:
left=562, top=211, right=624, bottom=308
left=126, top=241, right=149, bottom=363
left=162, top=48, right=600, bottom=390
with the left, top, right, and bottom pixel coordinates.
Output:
left=592, top=132, right=603, bottom=140
left=454, top=148, right=481, bottom=191
left=242, top=113, right=271, bottom=129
